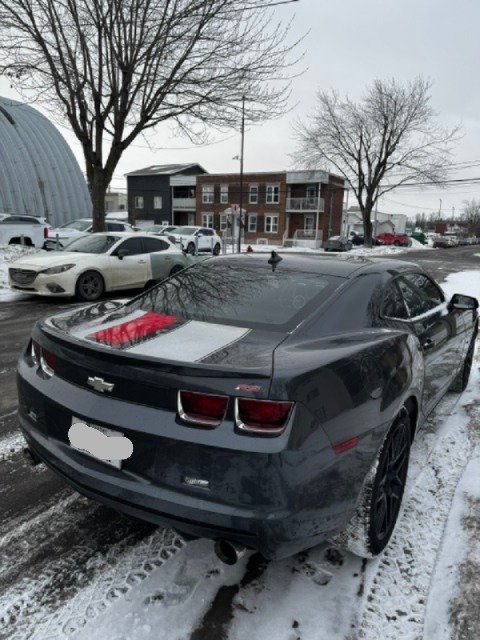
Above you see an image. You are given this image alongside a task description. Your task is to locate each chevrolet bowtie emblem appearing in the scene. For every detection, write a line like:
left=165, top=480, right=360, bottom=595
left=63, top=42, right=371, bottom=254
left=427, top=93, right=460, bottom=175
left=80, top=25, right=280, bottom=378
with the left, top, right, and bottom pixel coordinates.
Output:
left=87, top=376, right=114, bottom=393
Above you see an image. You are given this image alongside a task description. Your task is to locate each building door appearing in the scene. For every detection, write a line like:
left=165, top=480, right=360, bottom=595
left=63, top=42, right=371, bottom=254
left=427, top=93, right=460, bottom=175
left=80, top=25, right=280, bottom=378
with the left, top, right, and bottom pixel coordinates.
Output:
left=304, top=214, right=314, bottom=236
left=188, top=213, right=195, bottom=225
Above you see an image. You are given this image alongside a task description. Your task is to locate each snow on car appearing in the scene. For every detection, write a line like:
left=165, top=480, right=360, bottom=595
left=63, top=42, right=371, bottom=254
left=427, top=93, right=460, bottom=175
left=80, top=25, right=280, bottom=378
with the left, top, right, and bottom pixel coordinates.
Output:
left=0, top=213, right=48, bottom=248
left=8, top=233, right=189, bottom=300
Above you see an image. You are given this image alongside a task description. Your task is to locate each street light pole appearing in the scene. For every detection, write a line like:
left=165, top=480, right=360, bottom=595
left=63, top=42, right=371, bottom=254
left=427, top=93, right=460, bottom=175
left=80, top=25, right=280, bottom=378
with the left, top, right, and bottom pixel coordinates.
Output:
left=238, top=95, right=245, bottom=254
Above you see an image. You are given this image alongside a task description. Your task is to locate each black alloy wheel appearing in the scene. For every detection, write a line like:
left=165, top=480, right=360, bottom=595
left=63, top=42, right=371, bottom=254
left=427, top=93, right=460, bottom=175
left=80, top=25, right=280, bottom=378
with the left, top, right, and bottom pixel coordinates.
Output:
left=186, top=242, right=196, bottom=255
left=213, top=243, right=221, bottom=256
left=75, top=270, right=105, bottom=301
left=368, top=414, right=411, bottom=554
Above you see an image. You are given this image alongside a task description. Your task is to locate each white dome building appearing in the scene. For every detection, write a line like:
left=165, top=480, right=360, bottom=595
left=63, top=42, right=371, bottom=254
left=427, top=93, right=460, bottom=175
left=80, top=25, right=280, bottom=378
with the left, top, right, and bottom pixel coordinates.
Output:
left=0, top=97, right=91, bottom=226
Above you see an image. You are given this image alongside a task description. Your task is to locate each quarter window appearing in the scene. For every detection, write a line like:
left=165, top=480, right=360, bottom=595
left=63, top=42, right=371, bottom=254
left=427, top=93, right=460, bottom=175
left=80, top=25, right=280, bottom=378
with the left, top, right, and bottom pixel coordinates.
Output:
left=265, top=215, right=278, bottom=233
left=266, top=184, right=280, bottom=204
left=382, top=282, right=409, bottom=319
left=202, top=185, right=214, bottom=204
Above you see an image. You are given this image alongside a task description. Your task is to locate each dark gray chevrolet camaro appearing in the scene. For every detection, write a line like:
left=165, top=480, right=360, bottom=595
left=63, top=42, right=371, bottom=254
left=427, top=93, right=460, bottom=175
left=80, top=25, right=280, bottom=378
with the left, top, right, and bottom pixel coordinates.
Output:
left=17, top=253, right=478, bottom=560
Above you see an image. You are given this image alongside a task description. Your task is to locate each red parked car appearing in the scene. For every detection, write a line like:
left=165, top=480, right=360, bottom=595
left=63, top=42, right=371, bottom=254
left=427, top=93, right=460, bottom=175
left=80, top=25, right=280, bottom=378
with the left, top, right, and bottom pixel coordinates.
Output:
left=375, top=233, right=412, bottom=247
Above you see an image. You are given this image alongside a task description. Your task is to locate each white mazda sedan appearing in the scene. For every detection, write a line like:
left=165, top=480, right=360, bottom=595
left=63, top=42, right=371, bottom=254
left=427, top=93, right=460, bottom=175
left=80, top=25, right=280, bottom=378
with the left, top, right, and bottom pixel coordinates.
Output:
left=8, top=233, right=190, bottom=301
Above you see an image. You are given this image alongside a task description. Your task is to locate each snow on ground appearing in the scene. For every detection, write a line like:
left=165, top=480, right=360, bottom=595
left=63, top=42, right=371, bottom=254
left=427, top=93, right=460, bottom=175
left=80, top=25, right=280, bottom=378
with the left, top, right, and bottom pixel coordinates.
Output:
left=441, top=269, right=480, bottom=302
left=226, top=238, right=431, bottom=256
left=0, top=245, right=39, bottom=301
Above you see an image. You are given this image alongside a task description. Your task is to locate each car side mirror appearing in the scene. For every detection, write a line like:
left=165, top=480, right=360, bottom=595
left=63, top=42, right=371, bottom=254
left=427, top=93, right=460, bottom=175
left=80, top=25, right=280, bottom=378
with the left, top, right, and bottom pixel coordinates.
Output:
left=448, top=293, right=479, bottom=311
left=117, top=249, right=130, bottom=260
left=196, top=231, right=204, bottom=237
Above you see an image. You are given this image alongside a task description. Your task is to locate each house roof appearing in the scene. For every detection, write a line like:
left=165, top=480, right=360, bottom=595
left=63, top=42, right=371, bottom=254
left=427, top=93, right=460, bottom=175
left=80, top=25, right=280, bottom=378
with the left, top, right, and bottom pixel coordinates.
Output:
left=125, top=163, right=207, bottom=177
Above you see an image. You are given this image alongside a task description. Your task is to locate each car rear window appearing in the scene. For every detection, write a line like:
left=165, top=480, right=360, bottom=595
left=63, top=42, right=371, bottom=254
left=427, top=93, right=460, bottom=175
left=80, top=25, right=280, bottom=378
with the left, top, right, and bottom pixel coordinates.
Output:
left=123, top=260, right=343, bottom=331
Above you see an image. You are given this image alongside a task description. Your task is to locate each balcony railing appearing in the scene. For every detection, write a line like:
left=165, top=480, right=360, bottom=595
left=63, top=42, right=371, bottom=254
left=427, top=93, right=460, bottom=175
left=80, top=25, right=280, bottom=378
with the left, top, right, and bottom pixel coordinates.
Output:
left=286, top=197, right=324, bottom=212
left=172, top=197, right=196, bottom=211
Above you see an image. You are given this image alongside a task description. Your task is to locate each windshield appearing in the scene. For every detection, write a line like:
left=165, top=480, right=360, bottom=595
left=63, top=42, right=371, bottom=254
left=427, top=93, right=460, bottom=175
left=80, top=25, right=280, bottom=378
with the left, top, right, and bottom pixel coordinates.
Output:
left=65, top=235, right=119, bottom=254
left=120, top=259, right=342, bottom=331
left=174, top=227, right=197, bottom=235
left=60, top=220, right=92, bottom=231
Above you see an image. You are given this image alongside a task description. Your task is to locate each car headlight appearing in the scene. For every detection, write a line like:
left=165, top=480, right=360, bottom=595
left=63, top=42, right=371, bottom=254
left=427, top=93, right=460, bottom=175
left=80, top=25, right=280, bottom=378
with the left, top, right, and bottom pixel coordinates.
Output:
left=39, top=264, right=75, bottom=275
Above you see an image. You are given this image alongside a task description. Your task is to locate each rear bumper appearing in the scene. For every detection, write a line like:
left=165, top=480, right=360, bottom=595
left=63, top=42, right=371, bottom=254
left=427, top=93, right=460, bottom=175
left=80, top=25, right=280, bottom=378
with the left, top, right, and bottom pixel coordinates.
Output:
left=17, top=359, right=377, bottom=559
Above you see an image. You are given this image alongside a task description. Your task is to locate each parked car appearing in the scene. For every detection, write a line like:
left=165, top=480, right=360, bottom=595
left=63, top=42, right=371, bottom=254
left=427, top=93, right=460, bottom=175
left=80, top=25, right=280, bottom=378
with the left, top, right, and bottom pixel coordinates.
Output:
left=9, top=233, right=189, bottom=300
left=169, top=226, right=222, bottom=255
left=433, top=236, right=455, bottom=248
left=350, top=234, right=383, bottom=246
left=375, top=232, right=412, bottom=247
left=45, top=219, right=136, bottom=250
left=18, top=253, right=478, bottom=562
left=0, top=213, right=48, bottom=247
left=324, top=235, right=352, bottom=252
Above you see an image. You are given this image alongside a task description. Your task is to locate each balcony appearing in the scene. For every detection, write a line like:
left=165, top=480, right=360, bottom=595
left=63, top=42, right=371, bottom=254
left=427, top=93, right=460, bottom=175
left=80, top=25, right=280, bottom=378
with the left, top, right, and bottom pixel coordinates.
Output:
left=172, top=197, right=196, bottom=211
left=286, top=197, right=324, bottom=212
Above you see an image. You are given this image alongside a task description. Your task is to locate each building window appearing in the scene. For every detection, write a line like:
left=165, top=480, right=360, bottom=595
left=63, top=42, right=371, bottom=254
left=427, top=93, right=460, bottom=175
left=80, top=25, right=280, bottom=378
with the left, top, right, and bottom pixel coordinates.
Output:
left=265, top=215, right=278, bottom=233
left=248, top=215, right=257, bottom=232
left=134, top=196, right=144, bottom=209
left=220, top=214, right=228, bottom=231
left=202, top=185, right=214, bottom=204
left=202, top=213, right=213, bottom=228
left=105, top=200, right=113, bottom=212
left=249, top=184, right=258, bottom=204
left=266, top=184, right=280, bottom=204
left=153, top=196, right=163, bottom=209
left=220, top=185, right=229, bottom=204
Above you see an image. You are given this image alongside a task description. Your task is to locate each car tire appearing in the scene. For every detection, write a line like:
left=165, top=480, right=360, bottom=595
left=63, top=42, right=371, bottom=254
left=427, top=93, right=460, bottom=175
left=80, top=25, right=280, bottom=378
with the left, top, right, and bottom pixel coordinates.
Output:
left=213, top=243, right=221, bottom=256
left=75, top=270, right=105, bottom=302
left=169, top=264, right=184, bottom=277
left=334, top=409, right=411, bottom=558
left=186, top=242, right=196, bottom=255
left=393, top=240, right=401, bottom=246
left=449, top=334, right=476, bottom=392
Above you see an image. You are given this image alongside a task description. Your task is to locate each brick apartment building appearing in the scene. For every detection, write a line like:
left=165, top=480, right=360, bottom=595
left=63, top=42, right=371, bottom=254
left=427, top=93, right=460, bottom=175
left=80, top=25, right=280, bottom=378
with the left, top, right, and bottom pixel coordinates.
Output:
left=195, top=170, right=346, bottom=245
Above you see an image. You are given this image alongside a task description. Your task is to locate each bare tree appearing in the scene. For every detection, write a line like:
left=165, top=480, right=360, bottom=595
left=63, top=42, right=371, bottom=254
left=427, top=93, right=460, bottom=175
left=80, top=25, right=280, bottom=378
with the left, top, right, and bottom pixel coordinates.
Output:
left=293, top=77, right=459, bottom=245
left=0, top=0, right=300, bottom=230
left=461, top=198, right=480, bottom=234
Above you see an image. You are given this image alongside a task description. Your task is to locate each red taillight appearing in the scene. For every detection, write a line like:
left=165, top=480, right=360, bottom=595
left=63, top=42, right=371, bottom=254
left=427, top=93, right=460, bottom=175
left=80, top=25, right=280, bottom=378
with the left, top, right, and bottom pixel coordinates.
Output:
left=44, top=227, right=48, bottom=239
left=30, top=340, right=55, bottom=377
left=41, top=348, right=56, bottom=376
left=178, top=391, right=228, bottom=428
left=235, top=398, right=293, bottom=436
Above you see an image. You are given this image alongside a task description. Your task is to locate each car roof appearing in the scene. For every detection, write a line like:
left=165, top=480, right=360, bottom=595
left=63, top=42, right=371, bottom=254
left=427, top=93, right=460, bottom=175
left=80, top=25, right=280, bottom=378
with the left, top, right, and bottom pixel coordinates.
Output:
left=213, top=252, right=420, bottom=278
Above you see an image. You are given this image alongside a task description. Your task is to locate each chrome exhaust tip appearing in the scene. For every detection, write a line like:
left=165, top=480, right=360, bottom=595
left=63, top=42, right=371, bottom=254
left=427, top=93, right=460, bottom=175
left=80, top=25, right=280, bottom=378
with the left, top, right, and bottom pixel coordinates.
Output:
left=214, top=539, right=247, bottom=565
left=23, top=447, right=41, bottom=467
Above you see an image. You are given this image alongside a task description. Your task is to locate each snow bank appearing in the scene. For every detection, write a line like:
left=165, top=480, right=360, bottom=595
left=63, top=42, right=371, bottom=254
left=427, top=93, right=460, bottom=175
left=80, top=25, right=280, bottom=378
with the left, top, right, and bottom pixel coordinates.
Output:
left=441, top=270, right=480, bottom=302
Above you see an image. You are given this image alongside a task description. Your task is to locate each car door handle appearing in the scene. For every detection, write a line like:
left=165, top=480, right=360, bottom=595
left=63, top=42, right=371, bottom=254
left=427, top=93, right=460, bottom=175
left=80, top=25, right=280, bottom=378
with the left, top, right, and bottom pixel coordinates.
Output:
left=422, top=338, right=435, bottom=351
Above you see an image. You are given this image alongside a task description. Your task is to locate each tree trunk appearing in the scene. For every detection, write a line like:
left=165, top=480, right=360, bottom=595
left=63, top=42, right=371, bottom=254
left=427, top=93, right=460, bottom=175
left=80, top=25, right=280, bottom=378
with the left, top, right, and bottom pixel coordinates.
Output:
left=90, top=167, right=107, bottom=232
left=363, top=206, right=373, bottom=247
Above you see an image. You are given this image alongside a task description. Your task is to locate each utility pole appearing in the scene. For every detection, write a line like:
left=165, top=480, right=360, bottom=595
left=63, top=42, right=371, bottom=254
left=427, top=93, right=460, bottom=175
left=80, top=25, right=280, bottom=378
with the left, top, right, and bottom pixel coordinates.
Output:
left=237, top=95, right=245, bottom=254
left=439, top=198, right=442, bottom=219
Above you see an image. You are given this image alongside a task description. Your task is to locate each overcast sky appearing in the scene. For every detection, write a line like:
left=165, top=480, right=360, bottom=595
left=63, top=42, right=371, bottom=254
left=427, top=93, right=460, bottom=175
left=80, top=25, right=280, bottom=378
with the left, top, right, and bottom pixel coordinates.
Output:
left=1, top=0, right=479, bottom=219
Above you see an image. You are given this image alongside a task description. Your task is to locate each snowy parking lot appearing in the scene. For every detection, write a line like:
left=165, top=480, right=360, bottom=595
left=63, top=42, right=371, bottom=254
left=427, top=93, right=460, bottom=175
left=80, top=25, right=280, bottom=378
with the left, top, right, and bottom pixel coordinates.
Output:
left=0, top=246, right=479, bottom=640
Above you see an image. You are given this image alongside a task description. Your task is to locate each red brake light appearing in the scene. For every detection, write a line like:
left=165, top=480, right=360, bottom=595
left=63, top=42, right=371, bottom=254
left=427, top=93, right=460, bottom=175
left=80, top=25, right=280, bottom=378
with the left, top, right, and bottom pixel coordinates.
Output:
left=236, top=398, right=293, bottom=436
left=333, top=437, right=359, bottom=454
left=44, top=227, right=48, bottom=239
left=178, top=391, right=228, bottom=428
left=41, top=348, right=56, bottom=376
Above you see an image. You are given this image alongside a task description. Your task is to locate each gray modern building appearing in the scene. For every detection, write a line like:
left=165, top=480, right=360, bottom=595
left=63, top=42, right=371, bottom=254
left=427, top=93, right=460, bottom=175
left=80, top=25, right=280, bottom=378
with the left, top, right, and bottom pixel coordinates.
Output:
left=0, top=96, right=91, bottom=226
left=126, top=163, right=207, bottom=226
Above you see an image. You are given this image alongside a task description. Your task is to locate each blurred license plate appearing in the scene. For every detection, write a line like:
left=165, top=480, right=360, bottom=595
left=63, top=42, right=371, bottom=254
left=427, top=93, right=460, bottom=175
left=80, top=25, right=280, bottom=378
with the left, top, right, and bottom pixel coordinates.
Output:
left=70, top=417, right=123, bottom=469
